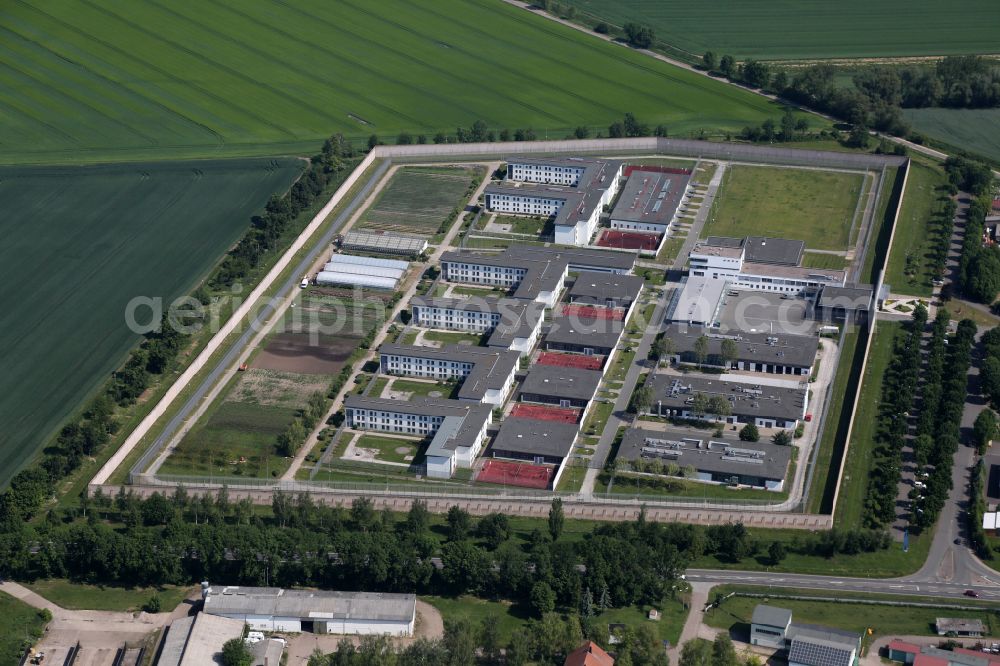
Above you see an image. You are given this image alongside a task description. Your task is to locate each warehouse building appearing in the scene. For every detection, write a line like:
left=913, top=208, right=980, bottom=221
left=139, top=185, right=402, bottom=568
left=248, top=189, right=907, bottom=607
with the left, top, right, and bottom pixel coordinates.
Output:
left=568, top=271, right=644, bottom=310
left=203, top=586, right=416, bottom=636
left=339, top=230, right=428, bottom=257
left=935, top=618, right=986, bottom=638
left=750, top=605, right=861, bottom=666
left=662, top=324, right=818, bottom=376
left=379, top=344, right=519, bottom=406
left=645, top=374, right=808, bottom=429
left=409, top=296, right=545, bottom=355
left=157, top=613, right=245, bottom=666
left=545, top=313, right=626, bottom=357
left=617, top=427, right=791, bottom=491
left=489, top=417, right=579, bottom=466
left=519, top=364, right=603, bottom=410
left=609, top=167, right=692, bottom=235
left=491, top=157, right=623, bottom=245
left=316, top=253, right=409, bottom=290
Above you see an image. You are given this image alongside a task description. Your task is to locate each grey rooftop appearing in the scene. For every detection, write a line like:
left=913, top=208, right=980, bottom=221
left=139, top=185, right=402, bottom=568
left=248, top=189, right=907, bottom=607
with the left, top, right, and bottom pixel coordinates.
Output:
left=751, top=604, right=793, bottom=628
left=520, top=364, right=603, bottom=401
left=664, top=324, right=818, bottom=369
left=646, top=374, right=807, bottom=422
left=569, top=271, right=644, bottom=304
left=491, top=417, right=579, bottom=458
left=204, top=586, right=416, bottom=624
left=618, top=428, right=791, bottom=481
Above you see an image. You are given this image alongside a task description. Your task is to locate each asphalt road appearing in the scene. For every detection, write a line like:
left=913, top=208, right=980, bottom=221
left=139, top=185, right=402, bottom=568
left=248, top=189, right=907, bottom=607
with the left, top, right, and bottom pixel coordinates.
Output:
left=685, top=569, right=1000, bottom=602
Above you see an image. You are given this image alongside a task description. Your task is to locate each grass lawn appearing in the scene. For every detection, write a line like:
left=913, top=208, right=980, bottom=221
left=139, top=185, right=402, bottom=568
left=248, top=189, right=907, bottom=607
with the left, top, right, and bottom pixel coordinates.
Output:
left=704, top=166, right=864, bottom=251
left=558, top=0, right=1000, bottom=60
left=360, top=167, right=475, bottom=236
left=704, top=587, right=1000, bottom=641
left=582, top=402, right=615, bottom=438
left=691, top=526, right=929, bottom=578
left=942, top=301, right=1000, bottom=328
left=835, top=322, right=900, bottom=529
left=160, top=401, right=295, bottom=478
left=657, top=236, right=686, bottom=264
left=595, top=599, right=688, bottom=646
left=800, top=253, right=849, bottom=270
left=368, top=376, right=392, bottom=398
left=556, top=463, right=589, bottom=492
left=422, top=330, right=486, bottom=346
left=22, top=579, right=193, bottom=613
left=0, top=0, right=799, bottom=165
left=885, top=162, right=951, bottom=297
left=355, top=434, right=420, bottom=464
left=608, top=349, right=637, bottom=382
left=0, top=591, right=47, bottom=666
left=905, top=108, right=1000, bottom=165
left=0, top=159, right=302, bottom=488
left=388, top=379, right=455, bottom=399
left=807, top=327, right=862, bottom=514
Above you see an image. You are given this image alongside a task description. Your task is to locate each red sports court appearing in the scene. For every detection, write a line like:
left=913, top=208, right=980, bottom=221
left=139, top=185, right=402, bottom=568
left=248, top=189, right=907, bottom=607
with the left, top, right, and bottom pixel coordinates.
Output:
left=537, top=351, right=604, bottom=371
left=562, top=303, right=625, bottom=321
left=511, top=402, right=582, bottom=423
left=596, top=228, right=661, bottom=251
left=477, top=459, right=554, bottom=489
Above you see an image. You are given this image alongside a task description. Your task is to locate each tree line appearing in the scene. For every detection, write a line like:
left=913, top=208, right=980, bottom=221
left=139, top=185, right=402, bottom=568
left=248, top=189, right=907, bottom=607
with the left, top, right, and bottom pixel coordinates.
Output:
left=863, top=305, right=926, bottom=528
left=953, top=160, right=1000, bottom=303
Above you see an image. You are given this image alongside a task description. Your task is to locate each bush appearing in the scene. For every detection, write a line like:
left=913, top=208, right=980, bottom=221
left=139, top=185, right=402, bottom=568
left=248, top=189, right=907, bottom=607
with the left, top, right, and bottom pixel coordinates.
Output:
left=142, top=594, right=162, bottom=613
left=739, top=424, right=759, bottom=442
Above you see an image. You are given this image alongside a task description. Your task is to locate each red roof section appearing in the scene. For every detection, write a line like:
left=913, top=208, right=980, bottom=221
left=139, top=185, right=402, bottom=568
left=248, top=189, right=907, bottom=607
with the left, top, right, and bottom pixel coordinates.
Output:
left=955, top=647, right=1000, bottom=664
left=564, top=641, right=614, bottom=666
left=888, top=640, right=921, bottom=654
left=913, top=656, right=949, bottom=666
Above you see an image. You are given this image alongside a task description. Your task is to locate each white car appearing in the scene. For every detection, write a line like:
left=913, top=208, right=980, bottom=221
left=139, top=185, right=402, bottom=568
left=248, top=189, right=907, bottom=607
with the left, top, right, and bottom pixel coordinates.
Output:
left=245, top=631, right=265, bottom=644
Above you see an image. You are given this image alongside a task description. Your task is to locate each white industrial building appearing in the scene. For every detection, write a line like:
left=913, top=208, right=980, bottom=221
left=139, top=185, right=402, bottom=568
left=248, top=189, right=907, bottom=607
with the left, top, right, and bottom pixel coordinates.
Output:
left=688, top=236, right=846, bottom=294
left=202, top=586, right=417, bottom=636
left=343, top=395, right=492, bottom=477
left=608, top=167, right=692, bottom=235
left=157, top=613, right=245, bottom=666
left=487, top=157, right=623, bottom=245
left=316, top=253, right=409, bottom=290
left=379, top=344, right=519, bottom=405
left=339, top=230, right=427, bottom=257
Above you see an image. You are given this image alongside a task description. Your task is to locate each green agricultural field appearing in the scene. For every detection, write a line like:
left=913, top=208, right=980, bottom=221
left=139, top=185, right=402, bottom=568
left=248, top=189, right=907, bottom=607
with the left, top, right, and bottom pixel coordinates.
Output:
left=559, top=0, right=1000, bottom=60
left=703, top=166, right=865, bottom=251
left=905, top=108, right=1000, bottom=164
left=0, top=0, right=805, bottom=165
left=360, top=167, right=474, bottom=236
left=0, top=159, right=302, bottom=488
left=885, top=163, right=951, bottom=297
left=0, top=591, right=47, bottom=666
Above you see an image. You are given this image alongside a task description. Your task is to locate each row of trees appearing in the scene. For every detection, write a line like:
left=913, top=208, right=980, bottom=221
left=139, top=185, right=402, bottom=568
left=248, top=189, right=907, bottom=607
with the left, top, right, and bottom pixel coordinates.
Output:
left=863, top=305, right=927, bottom=528
left=951, top=156, right=997, bottom=302
left=968, top=459, right=994, bottom=561
left=980, top=328, right=1000, bottom=413
left=382, top=123, right=541, bottom=149
left=215, top=135, right=356, bottom=288
left=915, top=319, right=977, bottom=530
left=913, top=311, right=950, bottom=469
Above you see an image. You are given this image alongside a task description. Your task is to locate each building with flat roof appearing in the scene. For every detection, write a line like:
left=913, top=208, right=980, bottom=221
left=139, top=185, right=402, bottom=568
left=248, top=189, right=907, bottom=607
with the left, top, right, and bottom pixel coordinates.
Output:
left=545, top=313, right=626, bottom=357
left=935, top=618, right=986, bottom=637
left=494, top=157, right=623, bottom=245
left=815, top=285, right=874, bottom=324
left=516, top=245, right=636, bottom=274
left=203, top=586, right=416, bottom=636
left=645, top=374, right=808, bottom=429
left=609, top=168, right=692, bottom=235
left=689, top=236, right=846, bottom=294
left=519, top=364, right=603, bottom=409
left=489, top=417, right=579, bottom=465
left=663, top=324, right=818, bottom=376
left=617, top=427, right=791, bottom=491
left=409, top=296, right=545, bottom=356
left=379, top=344, right=519, bottom=406
left=568, top=271, right=644, bottom=310
left=343, top=395, right=491, bottom=477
